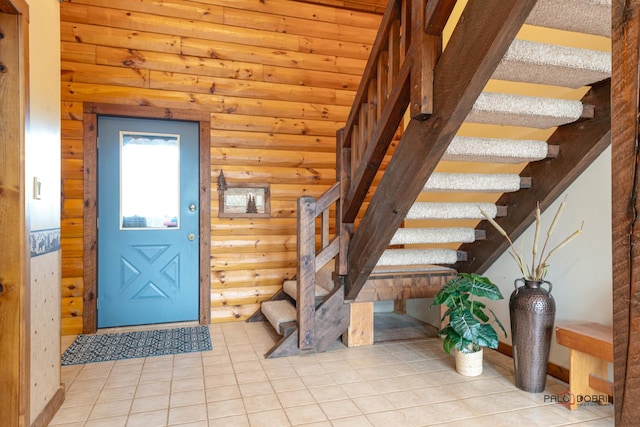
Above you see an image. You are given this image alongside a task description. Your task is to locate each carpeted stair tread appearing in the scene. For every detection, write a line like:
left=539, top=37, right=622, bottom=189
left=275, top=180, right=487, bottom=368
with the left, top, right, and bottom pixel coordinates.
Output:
left=261, top=300, right=297, bottom=336
left=371, top=264, right=457, bottom=275
left=467, top=92, right=585, bottom=129
left=390, top=227, right=476, bottom=245
left=377, top=249, right=459, bottom=267
left=406, top=202, right=497, bottom=220
left=443, top=136, right=548, bottom=163
left=494, top=39, right=611, bottom=88
left=423, top=172, right=522, bottom=193
left=283, top=279, right=329, bottom=301
left=526, top=0, right=611, bottom=37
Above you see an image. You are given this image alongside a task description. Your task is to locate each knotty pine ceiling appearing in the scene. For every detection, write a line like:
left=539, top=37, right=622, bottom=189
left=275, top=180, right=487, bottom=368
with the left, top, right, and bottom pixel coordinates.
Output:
left=294, top=0, right=388, bottom=13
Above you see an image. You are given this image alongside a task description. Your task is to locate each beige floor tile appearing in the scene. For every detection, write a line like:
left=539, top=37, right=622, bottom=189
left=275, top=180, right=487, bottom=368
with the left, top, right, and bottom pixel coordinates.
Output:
left=300, top=373, right=338, bottom=388
left=61, top=389, right=101, bottom=408
left=309, top=384, right=350, bottom=403
left=52, top=321, right=612, bottom=427
left=236, top=369, right=269, bottom=384
left=170, top=420, right=209, bottom=427
left=204, top=363, right=235, bottom=376
left=142, top=359, right=174, bottom=372
left=103, top=373, right=141, bottom=389
left=238, top=380, right=275, bottom=397
left=84, top=415, right=128, bottom=426
left=462, top=390, right=538, bottom=415
left=270, top=377, right=306, bottom=392
left=125, top=409, right=168, bottom=427
left=209, top=414, right=251, bottom=426
left=67, top=377, right=108, bottom=393
left=167, top=403, right=208, bottom=425
left=49, top=404, right=93, bottom=425
left=285, top=403, right=327, bottom=425
left=110, top=363, right=143, bottom=376
left=400, top=404, right=441, bottom=426
left=331, top=415, right=375, bottom=427
left=233, top=359, right=264, bottom=373
left=318, top=399, right=362, bottom=420
left=205, top=384, right=241, bottom=402
left=352, top=395, right=396, bottom=414
left=135, top=380, right=171, bottom=398
left=383, top=390, right=424, bottom=409
left=246, top=409, right=291, bottom=427
left=75, top=365, right=113, bottom=380
left=243, top=393, right=282, bottom=413
left=171, top=366, right=203, bottom=380
left=130, top=394, right=170, bottom=414
left=341, top=381, right=379, bottom=398
left=96, top=384, right=136, bottom=403
left=265, top=366, right=298, bottom=380
left=170, top=389, right=206, bottom=407
left=573, top=417, right=615, bottom=426
left=173, top=355, right=203, bottom=369
left=88, top=399, right=132, bottom=420
left=204, top=372, right=237, bottom=388
left=139, top=369, right=173, bottom=384
left=207, top=398, right=246, bottom=419
left=278, top=389, right=316, bottom=407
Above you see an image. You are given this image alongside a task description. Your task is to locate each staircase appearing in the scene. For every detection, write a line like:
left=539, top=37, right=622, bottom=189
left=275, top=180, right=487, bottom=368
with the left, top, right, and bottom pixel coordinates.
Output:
left=258, top=0, right=612, bottom=358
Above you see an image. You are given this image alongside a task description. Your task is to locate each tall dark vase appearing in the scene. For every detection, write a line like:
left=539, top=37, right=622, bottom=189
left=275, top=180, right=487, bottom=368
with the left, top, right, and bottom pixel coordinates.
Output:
left=510, top=278, right=556, bottom=393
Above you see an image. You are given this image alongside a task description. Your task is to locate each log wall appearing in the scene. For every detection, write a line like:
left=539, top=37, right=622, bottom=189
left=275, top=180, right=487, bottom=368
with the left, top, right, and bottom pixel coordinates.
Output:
left=59, top=0, right=380, bottom=333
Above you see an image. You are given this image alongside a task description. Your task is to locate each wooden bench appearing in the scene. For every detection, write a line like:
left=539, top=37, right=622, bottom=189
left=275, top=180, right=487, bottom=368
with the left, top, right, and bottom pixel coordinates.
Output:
left=556, top=322, right=613, bottom=410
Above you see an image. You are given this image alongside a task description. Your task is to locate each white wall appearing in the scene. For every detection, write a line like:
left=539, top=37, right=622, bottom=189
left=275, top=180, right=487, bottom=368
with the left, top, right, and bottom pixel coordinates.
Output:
left=484, top=146, right=612, bottom=369
left=407, top=146, right=613, bottom=370
left=26, top=0, right=62, bottom=421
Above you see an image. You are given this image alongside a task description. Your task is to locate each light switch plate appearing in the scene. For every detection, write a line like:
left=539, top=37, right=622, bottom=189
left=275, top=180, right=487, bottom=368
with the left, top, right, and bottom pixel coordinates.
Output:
left=33, top=177, right=42, bottom=200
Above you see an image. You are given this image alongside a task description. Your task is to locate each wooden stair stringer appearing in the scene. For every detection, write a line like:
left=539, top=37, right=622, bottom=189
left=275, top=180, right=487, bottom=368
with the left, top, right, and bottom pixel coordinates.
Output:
left=343, top=0, right=539, bottom=301
left=265, top=285, right=350, bottom=358
left=456, top=79, right=611, bottom=275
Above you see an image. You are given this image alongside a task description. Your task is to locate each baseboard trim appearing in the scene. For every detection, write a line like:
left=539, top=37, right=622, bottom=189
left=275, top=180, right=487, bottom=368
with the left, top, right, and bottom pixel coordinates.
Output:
left=31, top=385, right=65, bottom=427
left=497, top=342, right=570, bottom=384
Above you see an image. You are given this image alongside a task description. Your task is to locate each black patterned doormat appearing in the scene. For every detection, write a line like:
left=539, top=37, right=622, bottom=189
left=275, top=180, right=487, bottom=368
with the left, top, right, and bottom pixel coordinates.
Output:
left=61, top=326, right=212, bottom=365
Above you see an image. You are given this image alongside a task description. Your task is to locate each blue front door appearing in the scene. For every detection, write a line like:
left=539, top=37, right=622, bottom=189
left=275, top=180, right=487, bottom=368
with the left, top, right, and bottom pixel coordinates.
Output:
left=97, top=116, right=199, bottom=328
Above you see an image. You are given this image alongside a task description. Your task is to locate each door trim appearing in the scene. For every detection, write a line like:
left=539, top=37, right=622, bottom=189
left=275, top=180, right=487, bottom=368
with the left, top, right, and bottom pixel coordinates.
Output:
left=82, top=103, right=211, bottom=333
left=0, top=1, right=30, bottom=426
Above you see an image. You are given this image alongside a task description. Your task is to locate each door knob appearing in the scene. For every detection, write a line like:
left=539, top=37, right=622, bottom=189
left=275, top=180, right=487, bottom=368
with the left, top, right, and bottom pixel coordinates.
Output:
left=189, top=204, right=197, bottom=212
left=188, top=233, right=195, bottom=241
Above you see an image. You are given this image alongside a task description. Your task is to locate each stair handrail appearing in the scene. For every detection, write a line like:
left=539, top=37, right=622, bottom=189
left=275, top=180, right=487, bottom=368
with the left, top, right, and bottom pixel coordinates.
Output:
left=296, top=182, right=341, bottom=350
left=340, top=0, right=456, bottom=224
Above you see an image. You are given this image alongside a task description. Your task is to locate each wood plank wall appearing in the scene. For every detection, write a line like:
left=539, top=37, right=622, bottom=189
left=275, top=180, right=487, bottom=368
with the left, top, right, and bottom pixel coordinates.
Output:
left=59, top=0, right=381, bottom=333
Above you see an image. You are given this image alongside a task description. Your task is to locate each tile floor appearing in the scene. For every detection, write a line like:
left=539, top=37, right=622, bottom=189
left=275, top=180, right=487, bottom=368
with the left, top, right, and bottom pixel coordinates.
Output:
left=50, top=319, right=614, bottom=426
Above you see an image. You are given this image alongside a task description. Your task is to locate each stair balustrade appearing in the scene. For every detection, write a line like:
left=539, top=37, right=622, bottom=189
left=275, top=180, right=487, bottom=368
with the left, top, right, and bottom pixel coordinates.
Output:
left=296, top=182, right=341, bottom=350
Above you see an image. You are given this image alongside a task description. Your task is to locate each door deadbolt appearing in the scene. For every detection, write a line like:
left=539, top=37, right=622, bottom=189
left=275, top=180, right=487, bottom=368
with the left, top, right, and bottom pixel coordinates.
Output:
left=189, top=204, right=197, bottom=212
left=188, top=233, right=195, bottom=241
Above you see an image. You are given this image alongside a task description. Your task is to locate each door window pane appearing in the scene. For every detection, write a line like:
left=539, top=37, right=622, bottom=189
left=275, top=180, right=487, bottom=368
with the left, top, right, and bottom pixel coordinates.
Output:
left=120, top=132, right=180, bottom=229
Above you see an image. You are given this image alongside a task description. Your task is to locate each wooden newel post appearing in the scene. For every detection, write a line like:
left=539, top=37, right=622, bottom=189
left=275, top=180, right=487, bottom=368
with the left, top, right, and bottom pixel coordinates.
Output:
left=297, top=196, right=316, bottom=350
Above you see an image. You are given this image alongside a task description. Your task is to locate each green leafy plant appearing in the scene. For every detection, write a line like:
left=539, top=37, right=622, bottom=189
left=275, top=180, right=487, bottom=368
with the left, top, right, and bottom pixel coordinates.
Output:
left=479, top=196, right=583, bottom=281
left=431, top=273, right=507, bottom=354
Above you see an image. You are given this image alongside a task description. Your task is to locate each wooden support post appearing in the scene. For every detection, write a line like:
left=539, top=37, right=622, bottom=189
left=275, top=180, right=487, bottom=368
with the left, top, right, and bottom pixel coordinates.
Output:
left=410, top=0, right=441, bottom=119
left=343, top=302, right=374, bottom=347
left=612, top=0, right=640, bottom=423
left=567, top=350, right=609, bottom=410
left=394, top=300, right=406, bottom=314
left=297, top=196, right=316, bottom=350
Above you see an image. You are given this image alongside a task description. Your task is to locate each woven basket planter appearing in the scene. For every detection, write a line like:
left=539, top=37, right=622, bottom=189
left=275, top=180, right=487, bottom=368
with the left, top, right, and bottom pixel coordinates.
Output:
left=455, top=348, right=483, bottom=376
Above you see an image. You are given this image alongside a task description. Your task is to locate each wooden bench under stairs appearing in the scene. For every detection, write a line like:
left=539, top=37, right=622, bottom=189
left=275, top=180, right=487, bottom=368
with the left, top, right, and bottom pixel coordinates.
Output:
left=255, top=0, right=612, bottom=358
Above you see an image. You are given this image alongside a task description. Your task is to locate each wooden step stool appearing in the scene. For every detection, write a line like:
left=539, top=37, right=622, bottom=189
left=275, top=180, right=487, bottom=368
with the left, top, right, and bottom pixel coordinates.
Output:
left=556, top=322, right=613, bottom=410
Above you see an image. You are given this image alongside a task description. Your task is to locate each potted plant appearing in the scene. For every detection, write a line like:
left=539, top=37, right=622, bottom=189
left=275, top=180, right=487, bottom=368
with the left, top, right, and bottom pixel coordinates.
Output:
left=479, top=196, right=583, bottom=392
left=431, top=273, right=506, bottom=376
